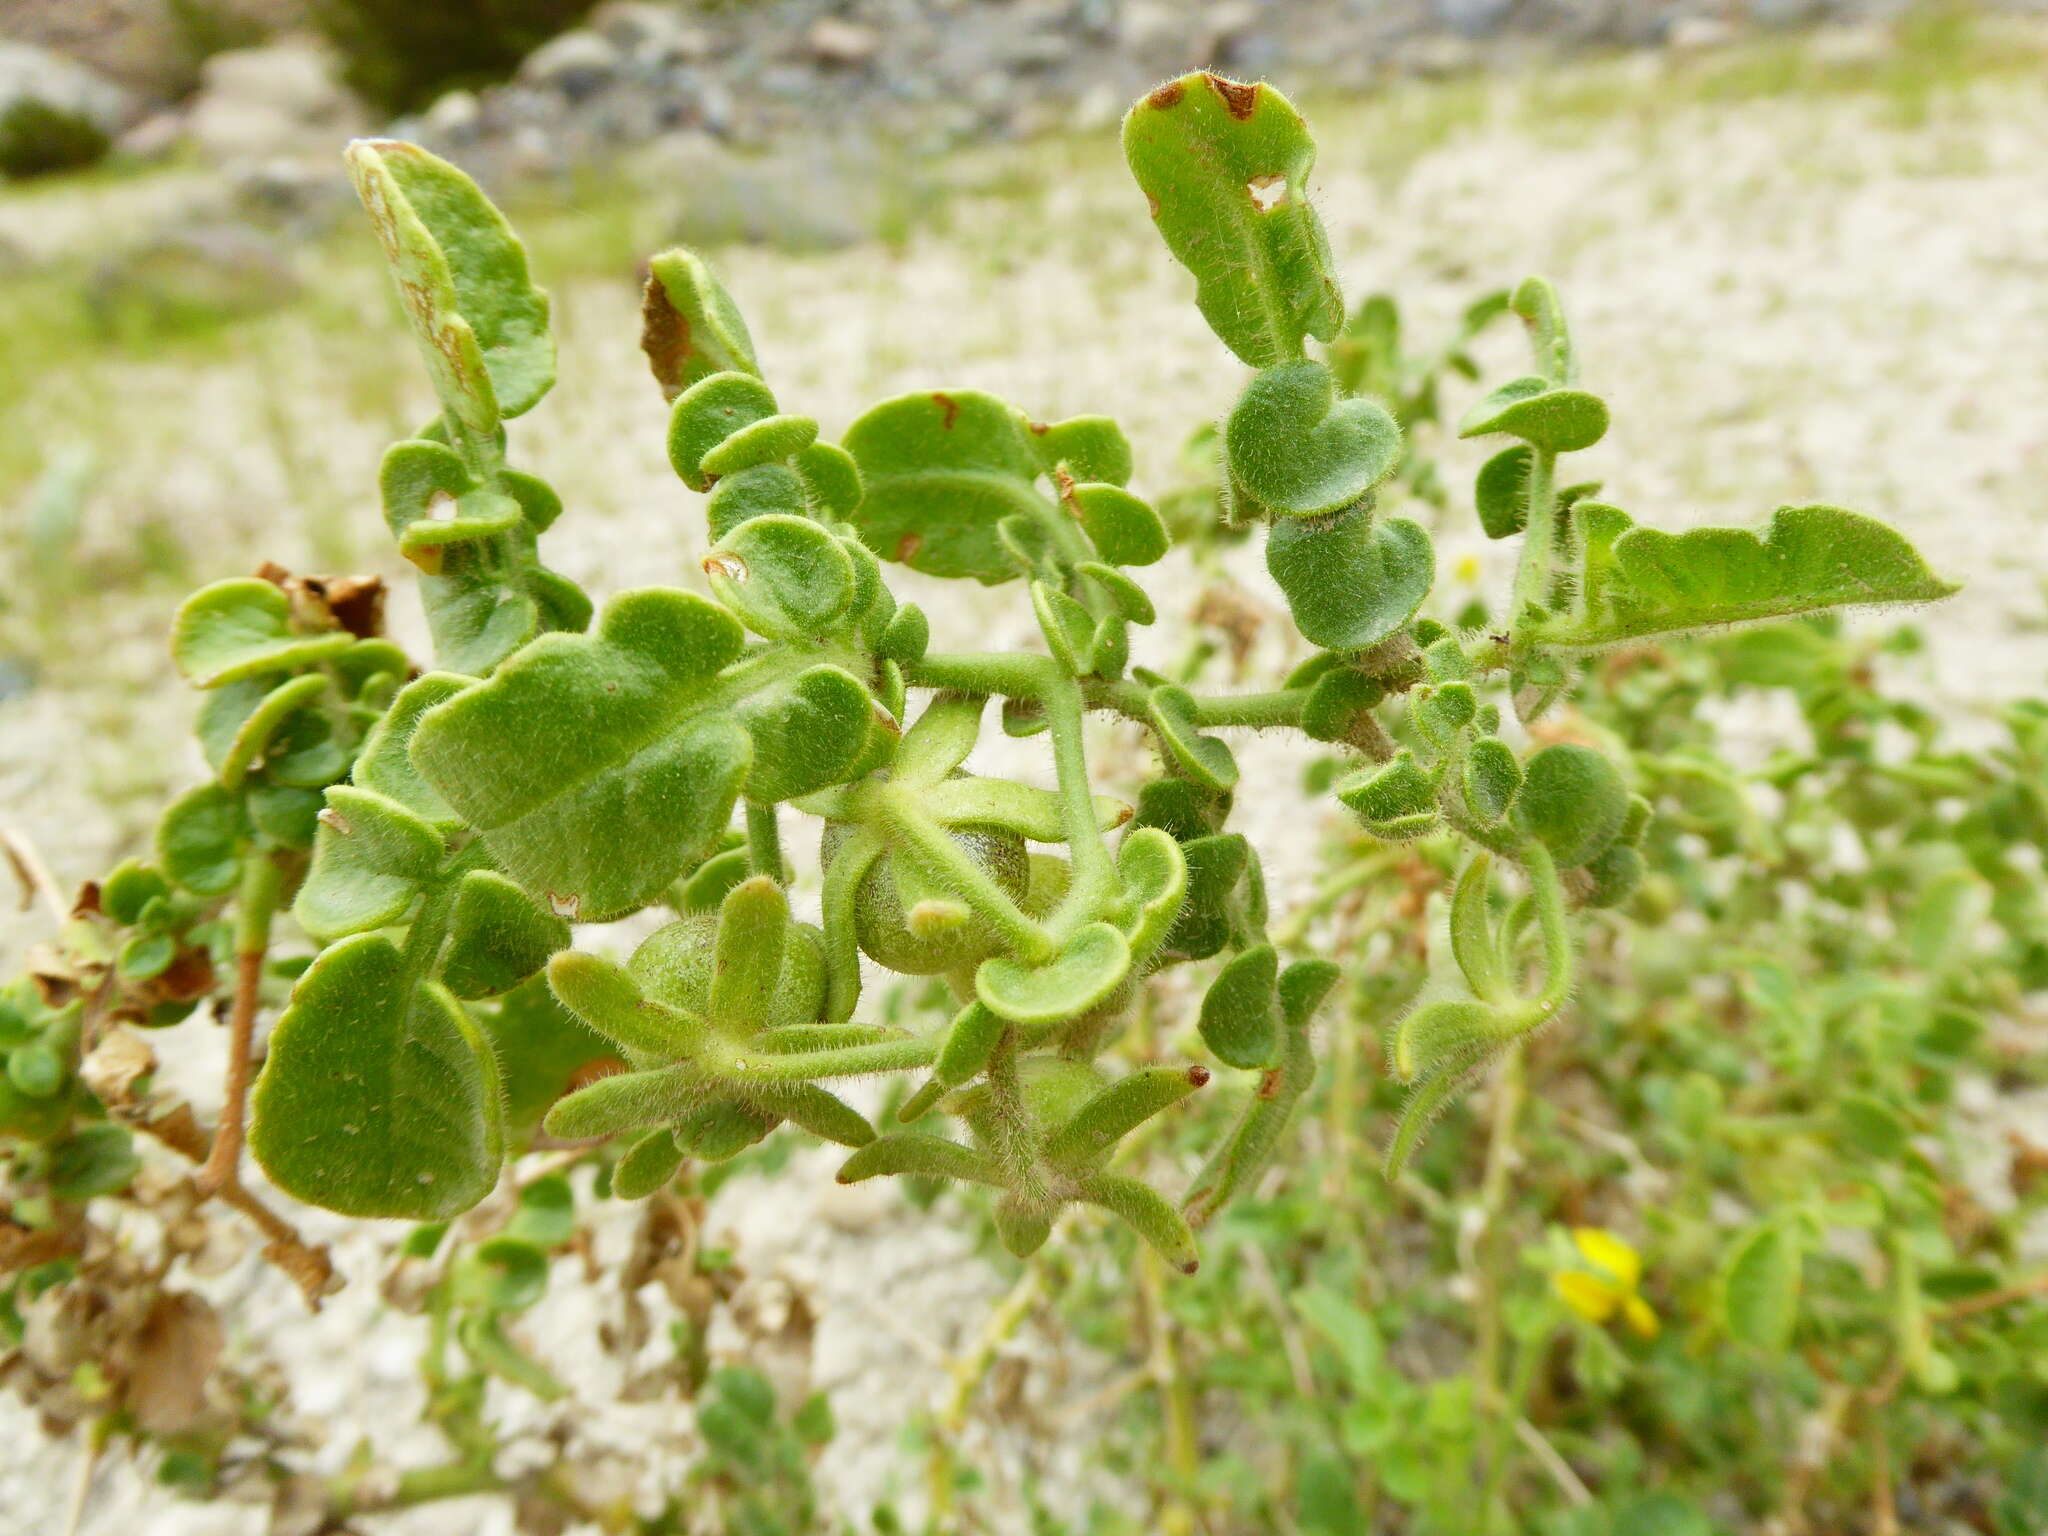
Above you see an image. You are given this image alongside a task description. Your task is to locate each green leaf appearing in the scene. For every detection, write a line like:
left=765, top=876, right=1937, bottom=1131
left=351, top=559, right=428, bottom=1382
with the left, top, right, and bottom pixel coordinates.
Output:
left=1462, top=739, right=1521, bottom=825
left=1457, top=377, right=1609, bottom=453
left=1512, top=744, right=1627, bottom=868
left=702, top=515, right=856, bottom=641
left=1123, top=72, right=1342, bottom=368
left=1078, top=1170, right=1200, bottom=1273
left=1163, top=832, right=1251, bottom=962
left=481, top=978, right=614, bottom=1146
left=355, top=674, right=470, bottom=830
left=346, top=139, right=552, bottom=440
left=1062, top=482, right=1169, bottom=567
left=734, top=666, right=886, bottom=805
left=1148, top=686, right=1239, bottom=792
left=1031, top=580, right=1099, bottom=676
left=1335, top=750, right=1437, bottom=841
left=667, top=372, right=780, bottom=493
left=48, top=1125, right=140, bottom=1200
left=441, top=870, right=570, bottom=999
left=641, top=248, right=759, bottom=402
left=1045, top=1068, right=1207, bottom=1176
left=700, top=414, right=820, bottom=480
left=976, top=922, right=1132, bottom=1025
left=251, top=933, right=502, bottom=1219
left=844, top=390, right=1058, bottom=583
left=1722, top=1222, right=1803, bottom=1351
left=1294, top=672, right=1371, bottom=747
left=1114, top=826, right=1189, bottom=963
left=1393, top=997, right=1520, bottom=1081
left=547, top=950, right=705, bottom=1059
left=378, top=443, right=590, bottom=676
left=613, top=1129, right=685, bottom=1198
left=1448, top=854, right=1508, bottom=1002
left=1474, top=445, right=1532, bottom=540
left=1510, top=276, right=1575, bottom=385
left=1546, top=504, right=1959, bottom=649
left=198, top=673, right=330, bottom=789
left=1266, top=509, right=1432, bottom=653
left=171, top=579, right=352, bottom=687
left=294, top=786, right=444, bottom=942
left=1226, top=362, right=1401, bottom=517
left=408, top=589, right=754, bottom=922
left=837, top=1132, right=1001, bottom=1187
left=1199, top=945, right=1280, bottom=1070
left=1028, top=415, right=1133, bottom=486
left=157, top=784, right=250, bottom=896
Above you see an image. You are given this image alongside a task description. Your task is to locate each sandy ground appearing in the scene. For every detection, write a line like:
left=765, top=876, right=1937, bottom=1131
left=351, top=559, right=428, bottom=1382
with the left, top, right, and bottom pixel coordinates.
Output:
left=2, top=34, right=2047, bottom=1535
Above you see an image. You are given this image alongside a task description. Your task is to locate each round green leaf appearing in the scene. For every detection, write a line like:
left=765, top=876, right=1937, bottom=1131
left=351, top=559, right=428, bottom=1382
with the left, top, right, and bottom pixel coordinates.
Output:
left=1226, top=362, right=1401, bottom=517
left=976, top=922, right=1133, bottom=1025
left=1512, top=744, right=1628, bottom=868
left=703, top=514, right=857, bottom=641
left=1266, top=508, right=1432, bottom=653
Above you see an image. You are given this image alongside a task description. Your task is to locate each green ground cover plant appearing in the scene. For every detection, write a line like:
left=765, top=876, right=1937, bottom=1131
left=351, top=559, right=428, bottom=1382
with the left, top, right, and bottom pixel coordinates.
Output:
left=3, top=69, right=2042, bottom=1535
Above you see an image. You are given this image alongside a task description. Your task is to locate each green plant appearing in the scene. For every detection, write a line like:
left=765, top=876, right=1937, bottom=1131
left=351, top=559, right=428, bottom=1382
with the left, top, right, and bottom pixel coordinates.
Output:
left=0, top=100, right=111, bottom=181
left=311, top=0, right=600, bottom=114
left=2, top=72, right=1997, bottom=1531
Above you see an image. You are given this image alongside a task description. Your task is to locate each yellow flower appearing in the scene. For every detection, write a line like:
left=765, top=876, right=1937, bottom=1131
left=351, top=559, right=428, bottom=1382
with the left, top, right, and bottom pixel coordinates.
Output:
left=1454, top=553, right=1482, bottom=584
left=1553, top=1226, right=1659, bottom=1339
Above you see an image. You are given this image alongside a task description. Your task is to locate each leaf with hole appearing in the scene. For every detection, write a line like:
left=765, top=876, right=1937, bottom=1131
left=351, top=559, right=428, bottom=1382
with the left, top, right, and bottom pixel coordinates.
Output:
left=1123, top=72, right=1342, bottom=368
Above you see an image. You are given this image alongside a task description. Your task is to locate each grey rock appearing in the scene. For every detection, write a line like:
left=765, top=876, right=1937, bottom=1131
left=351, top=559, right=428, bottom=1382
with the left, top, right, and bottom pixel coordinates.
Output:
left=521, top=29, right=625, bottom=101
left=1748, top=0, right=1829, bottom=25
left=115, top=109, right=187, bottom=164
left=422, top=89, right=484, bottom=143
left=808, top=18, right=883, bottom=65
left=186, top=39, right=363, bottom=164
left=1436, top=0, right=1518, bottom=35
left=592, top=1, right=719, bottom=62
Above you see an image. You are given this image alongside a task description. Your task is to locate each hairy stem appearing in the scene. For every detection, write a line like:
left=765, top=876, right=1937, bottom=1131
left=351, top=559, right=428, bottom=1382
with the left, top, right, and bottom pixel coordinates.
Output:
left=1508, top=448, right=1559, bottom=648
left=1475, top=1041, right=1527, bottom=1530
left=886, top=794, right=1054, bottom=962
left=1042, top=672, right=1117, bottom=915
left=745, top=800, right=783, bottom=882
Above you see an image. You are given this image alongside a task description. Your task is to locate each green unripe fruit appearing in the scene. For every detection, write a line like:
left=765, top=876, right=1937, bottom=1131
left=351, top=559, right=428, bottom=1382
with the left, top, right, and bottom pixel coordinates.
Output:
left=823, top=822, right=1029, bottom=976
left=629, top=913, right=826, bottom=1026
left=8, top=1041, right=66, bottom=1100
left=1513, top=744, right=1628, bottom=867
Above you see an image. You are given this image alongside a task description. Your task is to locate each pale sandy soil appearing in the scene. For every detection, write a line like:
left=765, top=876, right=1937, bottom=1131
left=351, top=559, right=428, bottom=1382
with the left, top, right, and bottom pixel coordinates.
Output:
left=1, top=32, right=2046, bottom=1535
